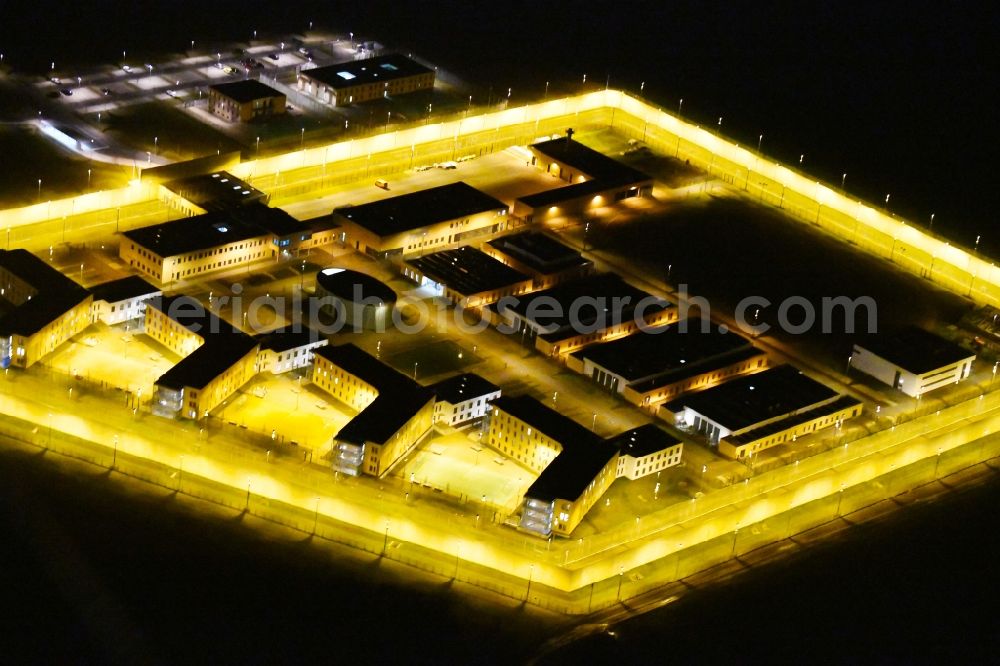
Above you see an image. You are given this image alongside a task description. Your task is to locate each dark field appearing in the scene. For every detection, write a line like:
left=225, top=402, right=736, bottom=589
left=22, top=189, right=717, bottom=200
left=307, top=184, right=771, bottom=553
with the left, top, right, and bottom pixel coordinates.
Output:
left=587, top=196, right=972, bottom=370
left=0, top=444, right=559, bottom=665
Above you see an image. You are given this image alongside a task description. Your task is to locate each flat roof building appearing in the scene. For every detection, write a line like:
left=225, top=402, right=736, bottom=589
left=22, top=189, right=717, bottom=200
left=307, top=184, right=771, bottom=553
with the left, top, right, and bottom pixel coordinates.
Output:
left=89, top=275, right=161, bottom=326
left=297, top=54, right=434, bottom=107
left=332, top=182, right=510, bottom=259
left=313, top=344, right=435, bottom=477
left=484, top=231, right=593, bottom=288
left=850, top=327, right=975, bottom=397
left=208, top=80, right=286, bottom=123
left=488, top=395, right=683, bottom=537
left=567, top=324, right=768, bottom=408
left=146, top=295, right=260, bottom=420
left=661, top=365, right=862, bottom=459
left=428, top=372, right=501, bottom=426
left=0, top=249, right=92, bottom=368
left=314, top=268, right=397, bottom=331
left=121, top=204, right=311, bottom=284
left=403, top=246, right=533, bottom=307
left=164, top=171, right=267, bottom=212
left=255, top=327, right=328, bottom=374
left=516, top=134, right=654, bottom=222
left=490, top=272, right=676, bottom=355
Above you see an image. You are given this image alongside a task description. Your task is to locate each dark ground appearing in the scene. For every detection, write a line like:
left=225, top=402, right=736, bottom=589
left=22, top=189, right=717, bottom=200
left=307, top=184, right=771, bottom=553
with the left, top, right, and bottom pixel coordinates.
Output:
left=0, top=444, right=558, bottom=666
left=588, top=196, right=972, bottom=370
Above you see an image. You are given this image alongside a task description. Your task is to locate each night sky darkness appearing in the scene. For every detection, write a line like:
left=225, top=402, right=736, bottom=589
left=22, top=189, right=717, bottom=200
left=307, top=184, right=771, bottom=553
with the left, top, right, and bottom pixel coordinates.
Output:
left=2, top=1, right=1000, bottom=662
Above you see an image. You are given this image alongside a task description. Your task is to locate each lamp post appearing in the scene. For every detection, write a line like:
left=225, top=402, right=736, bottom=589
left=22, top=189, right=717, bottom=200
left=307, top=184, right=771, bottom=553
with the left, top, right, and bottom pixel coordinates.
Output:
left=256, top=136, right=260, bottom=156
left=841, top=173, right=847, bottom=190
left=87, top=168, right=91, bottom=189
left=616, top=566, right=625, bottom=600
left=930, top=213, right=935, bottom=231
left=300, top=127, right=305, bottom=151
left=112, top=435, right=118, bottom=468
left=757, top=133, right=763, bottom=152
left=312, top=496, right=320, bottom=534
left=526, top=563, right=534, bottom=601
left=413, top=361, right=418, bottom=381
left=37, top=179, right=41, bottom=202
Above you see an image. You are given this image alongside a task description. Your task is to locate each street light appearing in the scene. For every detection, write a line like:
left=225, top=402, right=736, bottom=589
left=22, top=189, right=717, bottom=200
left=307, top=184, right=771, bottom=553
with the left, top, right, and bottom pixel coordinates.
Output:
left=37, top=179, right=41, bottom=201
left=87, top=168, right=91, bottom=189
left=256, top=136, right=260, bottom=156
left=300, top=127, right=305, bottom=151
left=841, top=173, right=847, bottom=190
left=757, top=133, right=763, bottom=152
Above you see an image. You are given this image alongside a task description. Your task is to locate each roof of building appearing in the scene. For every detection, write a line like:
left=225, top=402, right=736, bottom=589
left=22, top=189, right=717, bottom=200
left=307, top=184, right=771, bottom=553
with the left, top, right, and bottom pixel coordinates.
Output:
left=530, top=137, right=650, bottom=184
left=123, top=204, right=298, bottom=257
left=494, top=273, right=669, bottom=339
left=155, top=336, right=259, bottom=391
left=725, top=395, right=863, bottom=446
left=333, top=182, right=507, bottom=238
left=493, top=395, right=617, bottom=503
left=518, top=177, right=648, bottom=210
left=571, top=324, right=754, bottom=383
left=607, top=424, right=682, bottom=458
left=487, top=231, right=590, bottom=275
left=147, top=295, right=242, bottom=338
left=854, top=326, right=975, bottom=374
left=407, top=247, right=530, bottom=297
left=300, top=53, right=433, bottom=90
left=428, top=373, right=501, bottom=405
left=89, top=276, right=160, bottom=304
left=256, top=327, right=327, bottom=353
left=0, top=249, right=92, bottom=337
left=209, top=79, right=285, bottom=103
left=625, top=346, right=768, bottom=394
left=317, top=344, right=435, bottom=445
left=315, top=268, right=397, bottom=304
left=163, top=171, right=267, bottom=211
left=662, top=365, right=839, bottom=433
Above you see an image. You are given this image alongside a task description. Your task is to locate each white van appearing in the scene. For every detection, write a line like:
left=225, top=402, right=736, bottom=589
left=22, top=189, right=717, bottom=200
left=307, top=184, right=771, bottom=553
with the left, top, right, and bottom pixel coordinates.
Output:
left=374, top=179, right=389, bottom=190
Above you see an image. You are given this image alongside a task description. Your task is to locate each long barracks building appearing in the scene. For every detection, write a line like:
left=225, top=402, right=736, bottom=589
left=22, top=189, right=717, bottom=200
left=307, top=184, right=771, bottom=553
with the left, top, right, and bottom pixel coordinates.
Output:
left=487, top=395, right=682, bottom=537
left=296, top=54, right=434, bottom=107
left=0, top=249, right=92, bottom=369
left=312, top=344, right=435, bottom=477
left=331, top=182, right=510, bottom=259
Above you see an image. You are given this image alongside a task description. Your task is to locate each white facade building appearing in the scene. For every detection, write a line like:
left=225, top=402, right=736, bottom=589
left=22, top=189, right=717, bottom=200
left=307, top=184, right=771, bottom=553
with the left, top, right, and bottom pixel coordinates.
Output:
left=850, top=327, right=975, bottom=397
left=429, top=373, right=501, bottom=426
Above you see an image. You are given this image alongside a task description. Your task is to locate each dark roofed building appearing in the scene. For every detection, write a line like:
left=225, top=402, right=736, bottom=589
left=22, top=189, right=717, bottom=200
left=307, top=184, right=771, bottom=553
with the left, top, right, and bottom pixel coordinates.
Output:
left=164, top=171, right=267, bottom=211
left=297, top=54, right=434, bottom=107
left=518, top=135, right=653, bottom=222
left=121, top=204, right=311, bottom=283
left=530, top=136, right=650, bottom=183
left=255, top=326, right=328, bottom=374
left=404, top=246, right=532, bottom=306
left=850, top=326, right=975, bottom=397
left=491, top=272, right=675, bottom=354
left=155, top=336, right=259, bottom=391
left=662, top=365, right=840, bottom=444
left=428, top=372, right=501, bottom=425
left=491, top=395, right=612, bottom=503
left=332, top=182, right=509, bottom=258
left=89, top=276, right=159, bottom=305
left=208, top=80, right=286, bottom=122
left=89, top=275, right=161, bottom=325
left=488, top=395, right=684, bottom=537
left=313, top=344, right=435, bottom=476
left=486, top=231, right=592, bottom=278
left=315, top=268, right=396, bottom=330
left=0, top=249, right=92, bottom=368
